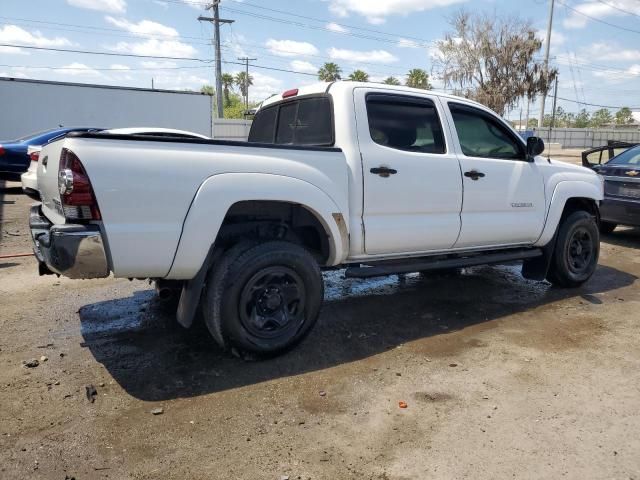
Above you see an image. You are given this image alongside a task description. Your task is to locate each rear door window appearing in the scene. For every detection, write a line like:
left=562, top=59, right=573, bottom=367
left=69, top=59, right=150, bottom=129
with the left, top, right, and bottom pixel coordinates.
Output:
left=365, top=94, right=446, bottom=154
left=249, top=96, right=333, bottom=146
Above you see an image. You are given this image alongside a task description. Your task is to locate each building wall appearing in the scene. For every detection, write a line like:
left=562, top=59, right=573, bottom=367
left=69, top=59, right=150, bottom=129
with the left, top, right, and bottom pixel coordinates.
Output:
left=532, top=127, right=640, bottom=148
left=0, top=78, right=212, bottom=139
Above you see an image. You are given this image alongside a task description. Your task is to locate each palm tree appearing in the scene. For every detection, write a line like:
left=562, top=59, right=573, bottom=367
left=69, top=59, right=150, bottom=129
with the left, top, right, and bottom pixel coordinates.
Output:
left=383, top=76, right=401, bottom=85
left=318, top=62, right=342, bottom=82
left=405, top=69, right=432, bottom=90
left=234, top=71, right=253, bottom=105
left=348, top=69, right=369, bottom=82
left=221, top=73, right=234, bottom=106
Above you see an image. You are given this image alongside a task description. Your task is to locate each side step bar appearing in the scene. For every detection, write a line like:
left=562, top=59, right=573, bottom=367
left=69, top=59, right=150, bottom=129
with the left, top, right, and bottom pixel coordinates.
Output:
left=344, top=248, right=543, bottom=279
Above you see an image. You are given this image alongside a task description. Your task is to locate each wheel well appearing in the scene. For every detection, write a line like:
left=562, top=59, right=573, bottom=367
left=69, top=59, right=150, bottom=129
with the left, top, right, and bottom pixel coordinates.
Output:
left=561, top=197, right=600, bottom=224
left=215, top=201, right=331, bottom=264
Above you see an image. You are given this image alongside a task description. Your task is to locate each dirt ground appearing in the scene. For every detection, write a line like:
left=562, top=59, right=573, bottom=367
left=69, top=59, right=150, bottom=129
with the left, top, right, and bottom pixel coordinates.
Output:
left=1, top=176, right=640, bottom=480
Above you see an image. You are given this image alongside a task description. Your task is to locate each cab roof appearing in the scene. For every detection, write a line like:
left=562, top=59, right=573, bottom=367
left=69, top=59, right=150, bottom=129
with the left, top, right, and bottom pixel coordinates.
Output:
left=259, top=80, right=488, bottom=111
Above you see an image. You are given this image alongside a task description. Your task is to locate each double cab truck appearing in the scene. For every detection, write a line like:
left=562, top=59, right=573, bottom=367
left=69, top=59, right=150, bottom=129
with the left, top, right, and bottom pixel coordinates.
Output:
left=30, top=81, right=604, bottom=357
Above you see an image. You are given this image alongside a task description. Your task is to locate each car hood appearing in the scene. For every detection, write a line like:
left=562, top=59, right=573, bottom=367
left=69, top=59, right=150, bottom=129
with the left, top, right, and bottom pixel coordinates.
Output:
left=595, top=164, right=640, bottom=177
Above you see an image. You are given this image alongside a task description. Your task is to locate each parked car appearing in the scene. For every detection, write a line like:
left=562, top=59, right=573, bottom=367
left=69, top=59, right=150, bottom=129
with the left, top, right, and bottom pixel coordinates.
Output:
left=20, top=127, right=210, bottom=198
left=20, top=145, right=42, bottom=195
left=1, top=127, right=100, bottom=181
left=30, top=82, right=603, bottom=357
left=582, top=142, right=640, bottom=233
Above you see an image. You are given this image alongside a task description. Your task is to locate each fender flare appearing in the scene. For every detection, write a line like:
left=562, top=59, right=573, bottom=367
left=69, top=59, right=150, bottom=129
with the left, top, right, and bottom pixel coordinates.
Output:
left=534, top=180, right=603, bottom=247
left=167, top=172, right=348, bottom=279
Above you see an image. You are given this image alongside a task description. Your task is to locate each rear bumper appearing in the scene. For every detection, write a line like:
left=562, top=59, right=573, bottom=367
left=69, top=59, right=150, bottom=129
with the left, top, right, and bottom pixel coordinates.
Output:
left=29, top=205, right=109, bottom=279
left=600, top=196, right=640, bottom=227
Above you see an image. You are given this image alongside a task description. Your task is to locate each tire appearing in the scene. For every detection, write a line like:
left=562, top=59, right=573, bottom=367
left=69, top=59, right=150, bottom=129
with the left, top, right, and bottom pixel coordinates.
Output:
left=599, top=221, right=617, bottom=235
left=202, top=240, right=324, bottom=357
left=546, top=210, right=599, bottom=288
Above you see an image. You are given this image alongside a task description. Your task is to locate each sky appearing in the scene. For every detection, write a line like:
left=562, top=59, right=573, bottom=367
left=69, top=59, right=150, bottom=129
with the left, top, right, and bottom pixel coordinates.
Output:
left=1, top=0, right=639, bottom=121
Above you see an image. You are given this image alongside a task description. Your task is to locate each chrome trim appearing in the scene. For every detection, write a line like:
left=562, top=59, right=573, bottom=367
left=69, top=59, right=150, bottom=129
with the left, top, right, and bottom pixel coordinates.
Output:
left=29, top=205, right=109, bottom=279
left=603, top=175, right=640, bottom=184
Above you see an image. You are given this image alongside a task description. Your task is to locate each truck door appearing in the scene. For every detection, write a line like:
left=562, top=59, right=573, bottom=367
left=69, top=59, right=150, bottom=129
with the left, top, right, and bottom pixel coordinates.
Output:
left=354, top=88, right=463, bottom=255
left=444, top=101, right=546, bottom=248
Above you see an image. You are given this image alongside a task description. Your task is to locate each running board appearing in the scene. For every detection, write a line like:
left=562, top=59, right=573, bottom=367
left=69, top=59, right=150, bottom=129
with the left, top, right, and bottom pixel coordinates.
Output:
left=344, top=248, right=543, bottom=279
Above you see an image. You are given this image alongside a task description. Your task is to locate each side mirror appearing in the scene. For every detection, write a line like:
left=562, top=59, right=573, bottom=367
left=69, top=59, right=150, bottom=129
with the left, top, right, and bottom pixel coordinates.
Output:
left=526, top=136, right=545, bottom=160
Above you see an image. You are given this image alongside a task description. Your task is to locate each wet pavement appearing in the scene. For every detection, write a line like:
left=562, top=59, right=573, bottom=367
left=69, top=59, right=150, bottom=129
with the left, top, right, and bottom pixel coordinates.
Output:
left=1, top=180, right=640, bottom=479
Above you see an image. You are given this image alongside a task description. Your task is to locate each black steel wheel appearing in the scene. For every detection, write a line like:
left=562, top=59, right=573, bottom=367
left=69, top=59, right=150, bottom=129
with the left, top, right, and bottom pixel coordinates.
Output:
left=203, top=241, right=323, bottom=357
left=546, top=210, right=599, bottom=288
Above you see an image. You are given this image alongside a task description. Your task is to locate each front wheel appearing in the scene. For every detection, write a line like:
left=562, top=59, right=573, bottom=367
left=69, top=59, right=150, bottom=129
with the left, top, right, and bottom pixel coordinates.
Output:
left=546, top=210, right=599, bottom=288
left=203, top=241, right=324, bottom=357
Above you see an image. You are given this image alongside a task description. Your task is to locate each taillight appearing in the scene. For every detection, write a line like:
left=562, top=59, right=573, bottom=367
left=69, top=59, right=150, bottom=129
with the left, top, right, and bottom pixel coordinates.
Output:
left=30, top=151, right=40, bottom=162
left=58, top=148, right=101, bottom=221
left=0, top=145, right=4, bottom=155
left=282, top=88, right=298, bottom=98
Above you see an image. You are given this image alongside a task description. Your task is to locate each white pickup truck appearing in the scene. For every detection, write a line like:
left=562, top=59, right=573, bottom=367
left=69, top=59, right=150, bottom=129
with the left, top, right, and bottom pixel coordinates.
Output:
left=30, top=81, right=603, bottom=356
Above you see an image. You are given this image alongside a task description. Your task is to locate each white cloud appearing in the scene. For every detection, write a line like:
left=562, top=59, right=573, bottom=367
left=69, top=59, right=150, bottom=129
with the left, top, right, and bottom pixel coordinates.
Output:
left=328, top=47, right=398, bottom=63
left=326, top=22, right=348, bottom=33
left=105, top=16, right=179, bottom=37
left=152, top=71, right=210, bottom=90
left=141, top=60, right=178, bottom=68
left=397, top=38, right=420, bottom=49
left=265, top=39, right=318, bottom=57
left=563, top=0, right=640, bottom=29
left=0, top=25, right=72, bottom=54
left=54, top=62, right=103, bottom=77
left=67, top=0, right=126, bottom=14
left=536, top=29, right=566, bottom=49
left=110, top=63, right=130, bottom=70
left=290, top=60, right=317, bottom=74
left=591, top=64, right=640, bottom=82
left=587, top=42, right=640, bottom=62
left=248, top=71, right=282, bottom=102
left=111, top=39, right=196, bottom=58
left=111, top=38, right=197, bottom=57
left=327, top=0, right=467, bottom=24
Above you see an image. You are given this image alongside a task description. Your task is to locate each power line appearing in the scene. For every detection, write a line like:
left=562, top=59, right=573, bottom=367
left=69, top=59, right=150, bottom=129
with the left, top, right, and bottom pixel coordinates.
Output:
left=593, top=0, right=640, bottom=18
left=558, top=0, right=640, bottom=34
left=0, top=43, right=320, bottom=76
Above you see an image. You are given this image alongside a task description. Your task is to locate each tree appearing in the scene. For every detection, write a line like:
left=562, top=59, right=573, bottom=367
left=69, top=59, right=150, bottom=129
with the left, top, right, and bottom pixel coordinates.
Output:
left=406, top=69, right=432, bottom=89
left=348, top=69, right=369, bottom=82
left=615, top=107, right=634, bottom=126
left=234, top=71, right=253, bottom=105
left=383, top=76, right=401, bottom=85
left=433, top=10, right=556, bottom=116
left=590, top=108, right=613, bottom=128
left=200, top=85, right=214, bottom=96
left=574, top=109, right=590, bottom=128
left=223, top=92, right=258, bottom=119
left=318, top=62, right=342, bottom=82
left=221, top=73, right=235, bottom=106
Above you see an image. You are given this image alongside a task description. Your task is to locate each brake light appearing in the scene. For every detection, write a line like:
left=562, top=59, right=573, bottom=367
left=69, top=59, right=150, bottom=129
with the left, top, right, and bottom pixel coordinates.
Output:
left=0, top=145, right=4, bottom=156
left=282, top=88, right=298, bottom=98
left=30, top=151, right=40, bottom=162
left=58, top=148, right=101, bottom=221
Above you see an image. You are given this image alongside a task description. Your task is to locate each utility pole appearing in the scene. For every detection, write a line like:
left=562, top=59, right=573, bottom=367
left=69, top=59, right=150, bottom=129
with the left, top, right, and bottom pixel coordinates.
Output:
left=538, top=0, right=555, bottom=127
left=198, top=1, right=234, bottom=119
left=550, top=77, right=559, bottom=129
left=237, top=56, right=257, bottom=111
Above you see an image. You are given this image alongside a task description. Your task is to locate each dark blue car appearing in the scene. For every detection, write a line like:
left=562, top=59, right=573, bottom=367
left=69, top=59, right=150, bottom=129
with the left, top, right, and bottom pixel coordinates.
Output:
left=0, top=127, right=100, bottom=180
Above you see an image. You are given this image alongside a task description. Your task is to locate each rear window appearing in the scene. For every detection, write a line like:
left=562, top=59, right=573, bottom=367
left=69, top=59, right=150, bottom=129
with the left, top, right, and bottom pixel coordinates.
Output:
left=248, top=96, right=333, bottom=146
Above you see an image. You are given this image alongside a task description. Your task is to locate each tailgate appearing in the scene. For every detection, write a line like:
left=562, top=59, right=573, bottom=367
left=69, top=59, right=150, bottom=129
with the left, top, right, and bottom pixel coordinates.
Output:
left=36, top=138, right=66, bottom=224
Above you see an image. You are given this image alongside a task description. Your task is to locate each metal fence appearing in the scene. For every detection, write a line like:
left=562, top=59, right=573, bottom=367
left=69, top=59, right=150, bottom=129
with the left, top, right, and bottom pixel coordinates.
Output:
left=532, top=128, right=640, bottom=149
left=212, top=119, right=252, bottom=141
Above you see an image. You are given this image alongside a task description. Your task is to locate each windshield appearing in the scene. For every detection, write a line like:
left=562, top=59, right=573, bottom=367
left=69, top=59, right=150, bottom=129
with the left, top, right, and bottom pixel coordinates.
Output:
left=608, top=145, right=640, bottom=167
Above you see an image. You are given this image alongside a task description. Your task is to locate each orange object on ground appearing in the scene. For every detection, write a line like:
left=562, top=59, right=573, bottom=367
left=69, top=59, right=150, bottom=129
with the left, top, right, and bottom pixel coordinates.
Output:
left=398, top=401, right=408, bottom=408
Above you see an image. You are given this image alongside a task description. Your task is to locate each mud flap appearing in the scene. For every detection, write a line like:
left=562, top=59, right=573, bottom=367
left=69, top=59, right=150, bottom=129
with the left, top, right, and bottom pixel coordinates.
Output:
left=176, top=246, right=221, bottom=329
left=522, top=232, right=558, bottom=281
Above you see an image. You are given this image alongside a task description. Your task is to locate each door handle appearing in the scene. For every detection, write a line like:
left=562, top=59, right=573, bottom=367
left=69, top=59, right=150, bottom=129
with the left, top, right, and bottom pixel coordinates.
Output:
left=464, top=170, right=485, bottom=181
left=370, top=166, right=398, bottom=178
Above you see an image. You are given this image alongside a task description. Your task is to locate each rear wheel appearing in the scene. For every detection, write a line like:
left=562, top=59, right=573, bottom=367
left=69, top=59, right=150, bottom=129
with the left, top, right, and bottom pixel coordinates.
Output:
left=546, top=210, right=599, bottom=288
left=599, top=221, right=617, bottom=234
left=203, top=241, right=324, bottom=357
